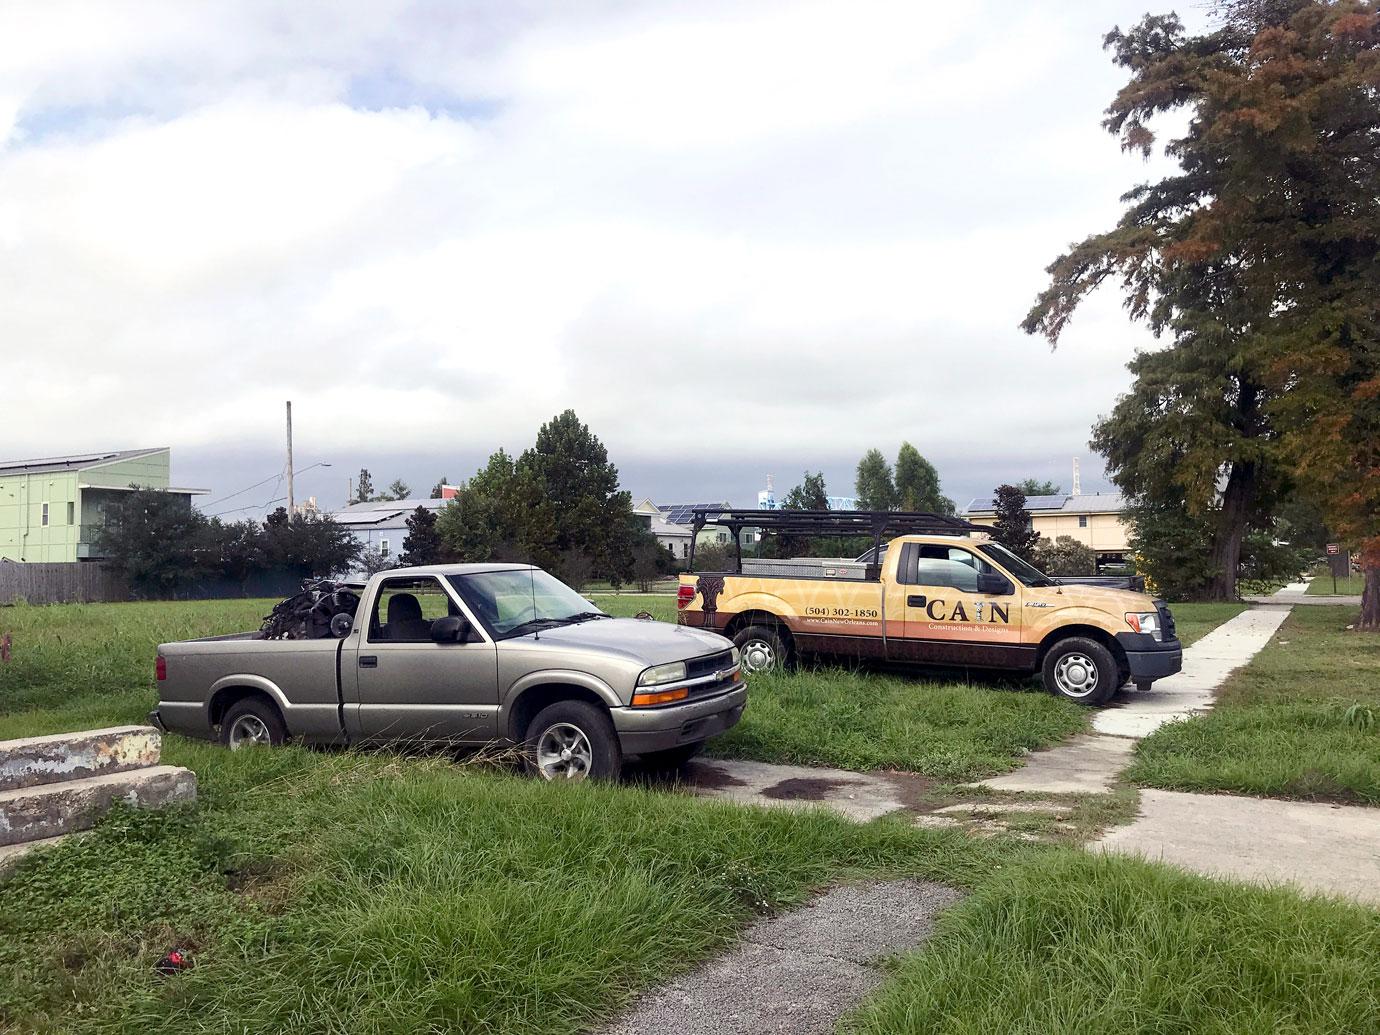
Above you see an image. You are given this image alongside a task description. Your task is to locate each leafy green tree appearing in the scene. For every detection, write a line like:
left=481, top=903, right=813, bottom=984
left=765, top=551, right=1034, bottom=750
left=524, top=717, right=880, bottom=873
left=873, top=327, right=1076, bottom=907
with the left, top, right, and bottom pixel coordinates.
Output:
left=991, top=485, right=1040, bottom=563
left=1032, top=535, right=1096, bottom=576
left=260, top=508, right=361, bottom=577
left=855, top=449, right=897, bottom=511
left=400, top=505, right=445, bottom=566
left=352, top=469, right=375, bottom=505
left=1016, top=479, right=1062, bottom=497
left=213, top=518, right=265, bottom=587
left=430, top=478, right=449, bottom=499
left=93, top=487, right=215, bottom=596
left=518, top=410, right=635, bottom=583
left=377, top=479, right=411, bottom=502
left=781, top=471, right=829, bottom=511
left=436, top=449, right=556, bottom=567
left=357, top=547, right=397, bottom=576
left=1023, top=0, right=1379, bottom=621
left=894, top=443, right=955, bottom=514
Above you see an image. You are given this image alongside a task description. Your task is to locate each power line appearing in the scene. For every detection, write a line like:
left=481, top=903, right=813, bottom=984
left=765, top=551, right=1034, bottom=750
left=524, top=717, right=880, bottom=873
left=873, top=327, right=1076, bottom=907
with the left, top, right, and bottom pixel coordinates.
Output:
left=202, top=465, right=287, bottom=510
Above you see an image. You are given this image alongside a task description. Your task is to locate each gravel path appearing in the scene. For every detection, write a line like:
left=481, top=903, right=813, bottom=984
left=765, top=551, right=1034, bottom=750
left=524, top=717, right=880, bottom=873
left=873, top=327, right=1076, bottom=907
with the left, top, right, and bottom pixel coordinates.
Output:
left=601, top=879, right=963, bottom=1035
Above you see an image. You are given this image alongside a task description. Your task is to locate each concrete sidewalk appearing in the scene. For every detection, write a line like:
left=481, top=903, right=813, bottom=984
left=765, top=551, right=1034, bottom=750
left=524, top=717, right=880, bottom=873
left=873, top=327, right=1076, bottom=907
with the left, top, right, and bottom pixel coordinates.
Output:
left=1097, top=790, right=1380, bottom=906
left=973, top=606, right=1289, bottom=795
left=1245, top=579, right=1361, bottom=606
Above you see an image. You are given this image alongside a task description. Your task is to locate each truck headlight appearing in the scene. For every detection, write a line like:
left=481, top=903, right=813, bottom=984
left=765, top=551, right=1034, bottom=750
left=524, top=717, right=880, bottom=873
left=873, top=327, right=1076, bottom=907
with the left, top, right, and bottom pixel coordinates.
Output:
left=638, top=661, right=687, bottom=686
left=730, top=646, right=741, bottom=669
left=1126, top=612, right=1162, bottom=641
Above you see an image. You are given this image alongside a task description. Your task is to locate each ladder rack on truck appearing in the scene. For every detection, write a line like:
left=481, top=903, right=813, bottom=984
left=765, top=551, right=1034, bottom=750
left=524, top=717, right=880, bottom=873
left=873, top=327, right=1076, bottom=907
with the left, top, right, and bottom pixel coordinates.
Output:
left=688, top=508, right=994, bottom=579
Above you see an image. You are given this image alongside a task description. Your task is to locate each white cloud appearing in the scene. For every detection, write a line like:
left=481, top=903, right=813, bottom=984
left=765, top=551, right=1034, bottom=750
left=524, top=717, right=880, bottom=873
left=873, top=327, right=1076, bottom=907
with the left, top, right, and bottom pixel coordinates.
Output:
left=0, top=0, right=1177, bottom=506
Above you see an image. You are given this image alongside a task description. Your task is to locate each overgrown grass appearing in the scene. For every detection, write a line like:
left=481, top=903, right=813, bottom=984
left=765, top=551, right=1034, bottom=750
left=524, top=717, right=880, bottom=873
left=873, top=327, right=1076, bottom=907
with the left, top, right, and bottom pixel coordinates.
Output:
left=711, top=666, right=1087, bottom=780
left=0, top=742, right=1013, bottom=1034
left=1127, top=606, right=1380, bottom=804
left=1306, top=574, right=1366, bottom=596
left=847, top=851, right=1380, bottom=1034
left=3, top=600, right=1377, bottom=1033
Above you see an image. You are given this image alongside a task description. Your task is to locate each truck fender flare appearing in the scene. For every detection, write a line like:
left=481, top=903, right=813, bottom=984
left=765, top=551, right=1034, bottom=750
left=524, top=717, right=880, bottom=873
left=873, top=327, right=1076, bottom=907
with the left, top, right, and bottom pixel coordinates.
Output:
left=206, top=675, right=292, bottom=726
left=502, top=670, right=622, bottom=711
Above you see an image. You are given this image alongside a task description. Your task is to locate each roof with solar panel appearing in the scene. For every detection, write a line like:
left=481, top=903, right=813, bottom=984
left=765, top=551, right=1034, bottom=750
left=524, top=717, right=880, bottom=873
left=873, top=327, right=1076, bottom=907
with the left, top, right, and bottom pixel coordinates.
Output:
left=962, top=493, right=1126, bottom=515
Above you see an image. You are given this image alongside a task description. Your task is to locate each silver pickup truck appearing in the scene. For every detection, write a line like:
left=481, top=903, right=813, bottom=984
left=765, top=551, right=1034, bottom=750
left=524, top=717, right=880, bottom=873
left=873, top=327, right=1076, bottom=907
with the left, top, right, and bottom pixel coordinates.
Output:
left=151, top=563, right=747, bottom=780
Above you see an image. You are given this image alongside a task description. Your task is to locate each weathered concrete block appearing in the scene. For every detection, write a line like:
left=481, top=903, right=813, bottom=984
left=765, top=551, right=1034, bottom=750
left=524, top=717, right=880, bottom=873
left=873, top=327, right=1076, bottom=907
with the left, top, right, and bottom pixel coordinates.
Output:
left=0, top=765, right=196, bottom=846
left=0, top=725, right=162, bottom=792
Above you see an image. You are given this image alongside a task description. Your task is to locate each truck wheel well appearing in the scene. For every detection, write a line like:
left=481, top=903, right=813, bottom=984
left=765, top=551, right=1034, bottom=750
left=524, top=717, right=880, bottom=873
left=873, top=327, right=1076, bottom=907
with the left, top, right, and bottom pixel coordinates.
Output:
left=209, top=686, right=280, bottom=728
left=507, top=684, right=608, bottom=742
left=1037, top=625, right=1127, bottom=669
left=723, top=610, right=793, bottom=645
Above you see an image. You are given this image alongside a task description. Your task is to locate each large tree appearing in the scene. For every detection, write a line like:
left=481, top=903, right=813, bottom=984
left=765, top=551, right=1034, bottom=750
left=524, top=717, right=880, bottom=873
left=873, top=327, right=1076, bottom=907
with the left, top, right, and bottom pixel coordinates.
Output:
left=781, top=471, right=829, bottom=511
left=1022, top=1, right=1380, bottom=618
left=436, top=449, right=555, bottom=567
left=93, top=487, right=215, bottom=596
left=400, top=505, right=445, bottom=566
left=260, top=508, right=361, bottom=577
left=855, top=449, right=898, bottom=510
left=991, top=485, right=1041, bottom=563
left=1016, top=478, right=1063, bottom=497
left=518, top=409, right=635, bottom=583
left=894, top=442, right=955, bottom=514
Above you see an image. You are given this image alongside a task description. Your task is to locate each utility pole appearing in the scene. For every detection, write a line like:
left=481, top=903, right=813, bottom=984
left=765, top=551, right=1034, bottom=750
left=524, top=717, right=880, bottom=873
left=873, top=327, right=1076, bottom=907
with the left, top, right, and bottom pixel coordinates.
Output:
left=286, top=400, right=295, bottom=516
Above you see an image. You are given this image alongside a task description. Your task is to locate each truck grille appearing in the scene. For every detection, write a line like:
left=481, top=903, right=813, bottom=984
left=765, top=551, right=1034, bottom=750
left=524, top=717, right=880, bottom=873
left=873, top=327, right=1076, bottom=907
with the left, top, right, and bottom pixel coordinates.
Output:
left=686, top=649, right=735, bottom=681
left=1154, top=600, right=1177, bottom=641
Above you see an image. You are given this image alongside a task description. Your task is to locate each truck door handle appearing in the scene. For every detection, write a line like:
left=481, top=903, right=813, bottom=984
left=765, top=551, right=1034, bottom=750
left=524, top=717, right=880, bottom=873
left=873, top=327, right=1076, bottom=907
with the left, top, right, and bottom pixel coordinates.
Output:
left=907, top=594, right=926, bottom=608
left=358, top=656, right=378, bottom=668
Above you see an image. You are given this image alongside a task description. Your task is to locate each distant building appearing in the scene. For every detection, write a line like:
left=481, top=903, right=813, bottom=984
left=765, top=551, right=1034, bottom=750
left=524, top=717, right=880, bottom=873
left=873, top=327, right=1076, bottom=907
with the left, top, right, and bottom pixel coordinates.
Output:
left=333, top=497, right=449, bottom=563
left=0, top=448, right=207, bottom=562
left=963, top=493, right=1130, bottom=564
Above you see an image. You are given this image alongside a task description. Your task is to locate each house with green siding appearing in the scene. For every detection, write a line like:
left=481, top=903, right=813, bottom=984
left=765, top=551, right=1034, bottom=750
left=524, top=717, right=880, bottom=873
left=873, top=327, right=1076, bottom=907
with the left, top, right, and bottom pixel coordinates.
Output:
left=0, top=448, right=207, bottom=562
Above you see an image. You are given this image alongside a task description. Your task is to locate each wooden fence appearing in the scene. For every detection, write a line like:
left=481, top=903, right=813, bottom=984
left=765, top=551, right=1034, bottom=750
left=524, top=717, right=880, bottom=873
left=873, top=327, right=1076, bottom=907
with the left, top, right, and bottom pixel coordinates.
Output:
left=0, top=562, right=130, bottom=606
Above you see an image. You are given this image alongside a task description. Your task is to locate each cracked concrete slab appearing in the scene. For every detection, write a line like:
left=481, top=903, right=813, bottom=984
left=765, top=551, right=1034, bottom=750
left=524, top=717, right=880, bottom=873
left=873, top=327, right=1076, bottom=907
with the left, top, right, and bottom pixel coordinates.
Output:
left=1096, top=790, right=1380, bottom=906
left=601, top=880, right=961, bottom=1035
left=967, top=734, right=1135, bottom=795
left=1093, top=607, right=1292, bottom=739
left=682, top=759, right=908, bottom=821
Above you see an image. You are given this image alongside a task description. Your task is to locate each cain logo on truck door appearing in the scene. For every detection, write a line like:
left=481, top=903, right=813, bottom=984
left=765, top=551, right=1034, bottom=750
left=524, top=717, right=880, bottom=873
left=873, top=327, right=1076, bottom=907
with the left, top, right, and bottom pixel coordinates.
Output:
left=921, top=598, right=1011, bottom=624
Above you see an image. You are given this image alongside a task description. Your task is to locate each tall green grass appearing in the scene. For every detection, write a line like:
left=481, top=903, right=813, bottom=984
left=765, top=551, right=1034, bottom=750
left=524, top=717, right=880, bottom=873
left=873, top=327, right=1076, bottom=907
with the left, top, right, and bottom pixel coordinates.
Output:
left=847, top=851, right=1380, bottom=1034
left=0, top=742, right=1011, bottom=1034
left=1128, top=606, right=1380, bottom=803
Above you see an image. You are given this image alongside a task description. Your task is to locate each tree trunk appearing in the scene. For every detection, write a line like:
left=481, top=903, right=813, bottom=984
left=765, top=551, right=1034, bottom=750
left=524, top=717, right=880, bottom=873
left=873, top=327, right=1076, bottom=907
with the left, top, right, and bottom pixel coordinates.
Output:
left=1206, top=460, right=1255, bottom=601
left=1360, top=561, right=1380, bottom=632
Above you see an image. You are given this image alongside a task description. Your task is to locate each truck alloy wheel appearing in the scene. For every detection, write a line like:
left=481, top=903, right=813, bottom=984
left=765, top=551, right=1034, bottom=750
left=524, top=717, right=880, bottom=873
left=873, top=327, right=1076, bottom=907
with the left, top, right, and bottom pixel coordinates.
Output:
left=220, top=698, right=287, bottom=750
left=526, top=700, right=622, bottom=781
left=535, top=722, right=594, bottom=780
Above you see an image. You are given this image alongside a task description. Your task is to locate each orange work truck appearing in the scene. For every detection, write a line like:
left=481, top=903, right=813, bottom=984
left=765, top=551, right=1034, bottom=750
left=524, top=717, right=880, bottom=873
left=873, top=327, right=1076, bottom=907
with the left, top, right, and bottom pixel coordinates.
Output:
left=676, top=509, right=1182, bottom=706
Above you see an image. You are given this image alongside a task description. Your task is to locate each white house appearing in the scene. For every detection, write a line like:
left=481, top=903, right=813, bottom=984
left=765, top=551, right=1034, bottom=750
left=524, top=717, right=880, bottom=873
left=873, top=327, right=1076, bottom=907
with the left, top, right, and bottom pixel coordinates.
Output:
left=333, top=497, right=449, bottom=563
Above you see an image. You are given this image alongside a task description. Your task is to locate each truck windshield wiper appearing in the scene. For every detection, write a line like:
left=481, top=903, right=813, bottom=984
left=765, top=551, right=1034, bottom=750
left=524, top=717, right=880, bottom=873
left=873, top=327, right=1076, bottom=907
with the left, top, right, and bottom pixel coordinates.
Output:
left=559, top=611, right=609, bottom=624
left=504, top=617, right=568, bottom=637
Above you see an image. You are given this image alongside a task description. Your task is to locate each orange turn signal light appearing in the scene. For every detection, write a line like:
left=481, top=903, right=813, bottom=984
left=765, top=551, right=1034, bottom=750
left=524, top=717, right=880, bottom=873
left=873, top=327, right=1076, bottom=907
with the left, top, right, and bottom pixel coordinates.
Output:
left=632, top=687, right=690, bottom=707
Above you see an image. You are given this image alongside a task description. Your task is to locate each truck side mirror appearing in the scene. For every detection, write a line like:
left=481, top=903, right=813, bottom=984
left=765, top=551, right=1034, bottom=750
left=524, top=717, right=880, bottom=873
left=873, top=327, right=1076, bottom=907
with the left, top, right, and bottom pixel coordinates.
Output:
left=977, top=573, right=1013, bottom=596
left=430, top=615, right=471, bottom=643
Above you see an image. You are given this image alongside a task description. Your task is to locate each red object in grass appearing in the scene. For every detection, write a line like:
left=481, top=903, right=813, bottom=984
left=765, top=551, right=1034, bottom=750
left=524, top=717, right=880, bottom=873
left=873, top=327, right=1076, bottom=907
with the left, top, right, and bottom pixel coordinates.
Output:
left=0, top=632, right=10, bottom=662
left=155, top=949, right=191, bottom=976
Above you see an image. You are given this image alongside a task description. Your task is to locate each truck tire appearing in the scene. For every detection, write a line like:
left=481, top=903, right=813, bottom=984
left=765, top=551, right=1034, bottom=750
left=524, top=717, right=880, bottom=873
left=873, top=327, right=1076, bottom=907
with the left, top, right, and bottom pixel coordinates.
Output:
left=1042, top=637, right=1118, bottom=706
left=638, top=741, right=705, bottom=772
left=734, top=625, right=791, bottom=674
left=526, top=700, right=622, bottom=782
left=220, top=697, right=287, bottom=750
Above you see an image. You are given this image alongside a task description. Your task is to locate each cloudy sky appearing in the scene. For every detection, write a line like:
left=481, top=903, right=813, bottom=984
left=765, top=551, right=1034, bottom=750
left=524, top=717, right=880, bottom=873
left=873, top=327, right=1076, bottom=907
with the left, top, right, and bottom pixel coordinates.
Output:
left=0, top=0, right=1194, bottom=517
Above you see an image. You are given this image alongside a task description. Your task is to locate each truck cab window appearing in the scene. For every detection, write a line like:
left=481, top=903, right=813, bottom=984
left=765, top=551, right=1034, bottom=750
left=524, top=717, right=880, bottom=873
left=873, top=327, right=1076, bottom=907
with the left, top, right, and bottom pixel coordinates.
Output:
left=369, top=576, right=459, bottom=642
left=912, top=545, right=994, bottom=592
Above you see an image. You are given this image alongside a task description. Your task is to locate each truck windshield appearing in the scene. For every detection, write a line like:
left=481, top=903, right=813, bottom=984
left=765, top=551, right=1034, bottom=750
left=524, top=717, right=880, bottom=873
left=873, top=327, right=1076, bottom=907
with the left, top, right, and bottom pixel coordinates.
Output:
left=448, top=569, right=608, bottom=638
left=977, top=543, right=1058, bottom=588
